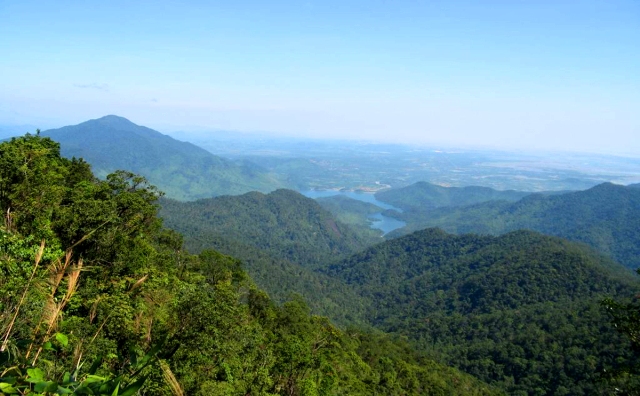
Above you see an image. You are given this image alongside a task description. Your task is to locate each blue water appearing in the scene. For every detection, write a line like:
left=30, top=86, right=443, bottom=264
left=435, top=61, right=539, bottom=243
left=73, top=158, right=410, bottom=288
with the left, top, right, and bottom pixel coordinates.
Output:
left=300, top=190, right=406, bottom=235
left=366, top=212, right=407, bottom=235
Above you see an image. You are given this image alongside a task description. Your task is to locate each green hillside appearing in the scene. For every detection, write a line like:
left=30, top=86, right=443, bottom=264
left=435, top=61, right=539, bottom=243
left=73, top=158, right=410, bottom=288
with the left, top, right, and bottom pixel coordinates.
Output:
left=375, top=181, right=531, bottom=211
left=386, top=183, right=640, bottom=269
left=43, top=115, right=285, bottom=200
left=160, top=189, right=379, bottom=268
left=0, top=133, right=501, bottom=395
left=324, top=228, right=639, bottom=394
left=159, top=190, right=381, bottom=323
left=315, top=195, right=384, bottom=239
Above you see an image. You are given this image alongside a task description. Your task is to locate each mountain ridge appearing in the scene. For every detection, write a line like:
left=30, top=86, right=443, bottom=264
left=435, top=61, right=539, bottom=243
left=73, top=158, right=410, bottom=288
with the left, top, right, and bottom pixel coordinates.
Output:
left=385, top=182, right=640, bottom=268
left=43, top=115, right=285, bottom=200
left=375, top=181, right=532, bottom=211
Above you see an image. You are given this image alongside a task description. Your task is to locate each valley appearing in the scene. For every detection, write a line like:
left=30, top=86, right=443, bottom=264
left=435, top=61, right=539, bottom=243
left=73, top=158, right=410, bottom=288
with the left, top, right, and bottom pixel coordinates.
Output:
left=1, top=118, right=639, bottom=395
left=172, top=130, right=640, bottom=193
left=3, top=2, right=639, bottom=393
left=301, top=189, right=406, bottom=235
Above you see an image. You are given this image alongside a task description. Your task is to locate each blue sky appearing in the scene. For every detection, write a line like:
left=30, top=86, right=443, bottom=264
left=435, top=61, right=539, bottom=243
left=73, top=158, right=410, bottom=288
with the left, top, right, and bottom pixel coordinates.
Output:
left=1, top=0, right=638, bottom=153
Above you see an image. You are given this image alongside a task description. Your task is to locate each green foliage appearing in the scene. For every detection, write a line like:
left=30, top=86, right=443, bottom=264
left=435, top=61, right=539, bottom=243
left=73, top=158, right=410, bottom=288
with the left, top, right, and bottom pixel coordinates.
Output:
left=0, top=337, right=162, bottom=395
left=601, top=270, right=640, bottom=395
left=1, top=133, right=497, bottom=395
left=160, top=189, right=377, bottom=268
left=385, top=182, right=640, bottom=269
left=42, top=115, right=286, bottom=201
left=159, top=189, right=379, bottom=324
left=323, top=228, right=640, bottom=394
left=375, top=181, right=530, bottom=212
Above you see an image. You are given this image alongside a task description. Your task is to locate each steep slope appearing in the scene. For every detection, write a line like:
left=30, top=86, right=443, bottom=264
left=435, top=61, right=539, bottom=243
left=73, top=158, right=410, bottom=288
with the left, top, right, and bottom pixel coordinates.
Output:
left=0, top=134, right=501, bottom=396
left=375, top=181, right=531, bottom=211
left=43, top=115, right=284, bottom=200
left=160, top=189, right=378, bottom=267
left=159, top=189, right=380, bottom=323
left=180, top=232, right=372, bottom=326
left=387, top=182, right=640, bottom=268
left=324, top=228, right=639, bottom=394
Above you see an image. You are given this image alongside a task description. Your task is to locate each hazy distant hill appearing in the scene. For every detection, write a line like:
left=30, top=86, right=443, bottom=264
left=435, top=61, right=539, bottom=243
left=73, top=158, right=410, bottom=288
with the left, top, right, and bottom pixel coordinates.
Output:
left=387, top=182, right=640, bottom=269
left=324, top=228, right=638, bottom=394
left=375, top=181, right=531, bottom=210
left=43, top=115, right=285, bottom=200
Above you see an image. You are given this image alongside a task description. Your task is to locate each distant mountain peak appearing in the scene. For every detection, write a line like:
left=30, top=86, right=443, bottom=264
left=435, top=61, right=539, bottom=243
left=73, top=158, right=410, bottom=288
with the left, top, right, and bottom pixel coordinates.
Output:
left=96, top=114, right=130, bottom=122
left=82, top=115, right=141, bottom=130
left=42, top=117, right=286, bottom=200
left=590, top=181, right=623, bottom=190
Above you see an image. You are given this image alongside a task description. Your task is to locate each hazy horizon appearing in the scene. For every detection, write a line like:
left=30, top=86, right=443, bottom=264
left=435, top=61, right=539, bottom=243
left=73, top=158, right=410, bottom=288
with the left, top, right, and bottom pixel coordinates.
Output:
left=1, top=1, right=639, bottom=155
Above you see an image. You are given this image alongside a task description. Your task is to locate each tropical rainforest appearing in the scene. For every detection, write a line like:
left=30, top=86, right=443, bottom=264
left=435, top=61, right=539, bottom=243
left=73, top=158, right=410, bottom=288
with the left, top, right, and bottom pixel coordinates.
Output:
left=0, top=134, right=502, bottom=395
left=1, top=132, right=640, bottom=396
left=381, top=182, right=640, bottom=269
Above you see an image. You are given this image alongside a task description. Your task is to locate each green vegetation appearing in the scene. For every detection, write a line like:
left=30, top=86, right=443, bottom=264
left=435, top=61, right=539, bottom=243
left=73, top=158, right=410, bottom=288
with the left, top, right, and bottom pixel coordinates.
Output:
left=43, top=115, right=286, bottom=201
left=160, top=189, right=379, bottom=268
left=323, top=228, right=639, bottom=395
left=375, top=181, right=530, bottom=211
left=175, top=235, right=371, bottom=326
left=160, top=178, right=640, bottom=394
left=385, top=183, right=640, bottom=269
left=601, top=270, right=640, bottom=393
left=315, top=195, right=383, bottom=239
left=0, top=133, right=499, bottom=395
left=159, top=190, right=382, bottom=324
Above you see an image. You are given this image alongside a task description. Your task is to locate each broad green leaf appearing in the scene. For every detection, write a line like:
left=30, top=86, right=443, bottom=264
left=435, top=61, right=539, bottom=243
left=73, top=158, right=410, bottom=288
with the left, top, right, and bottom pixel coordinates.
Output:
left=55, top=332, right=69, bottom=347
left=56, top=385, right=73, bottom=394
left=27, top=368, right=45, bottom=382
left=84, top=374, right=107, bottom=383
left=0, top=382, right=18, bottom=394
left=34, top=381, right=57, bottom=392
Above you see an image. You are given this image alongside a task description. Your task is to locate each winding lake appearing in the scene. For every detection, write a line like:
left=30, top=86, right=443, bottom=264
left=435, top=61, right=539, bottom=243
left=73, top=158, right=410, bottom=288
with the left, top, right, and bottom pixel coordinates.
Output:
left=300, top=190, right=406, bottom=235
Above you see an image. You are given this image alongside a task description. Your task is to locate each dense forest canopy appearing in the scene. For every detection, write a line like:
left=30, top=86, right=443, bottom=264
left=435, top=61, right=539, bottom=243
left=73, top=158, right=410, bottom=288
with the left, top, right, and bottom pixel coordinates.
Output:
left=159, top=191, right=384, bottom=324
left=160, top=189, right=378, bottom=269
left=375, top=181, right=531, bottom=211
left=384, top=182, right=640, bottom=269
left=0, top=134, right=500, bottom=395
left=323, top=228, right=640, bottom=395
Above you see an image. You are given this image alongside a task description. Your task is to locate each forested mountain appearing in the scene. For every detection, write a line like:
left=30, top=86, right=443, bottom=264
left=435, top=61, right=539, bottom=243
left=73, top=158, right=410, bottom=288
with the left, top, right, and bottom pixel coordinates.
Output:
left=324, top=228, right=639, bottom=394
left=160, top=190, right=381, bottom=323
left=385, top=182, right=640, bottom=269
left=160, top=189, right=379, bottom=268
left=0, top=134, right=501, bottom=395
left=42, top=115, right=285, bottom=200
left=375, top=181, right=531, bottom=211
